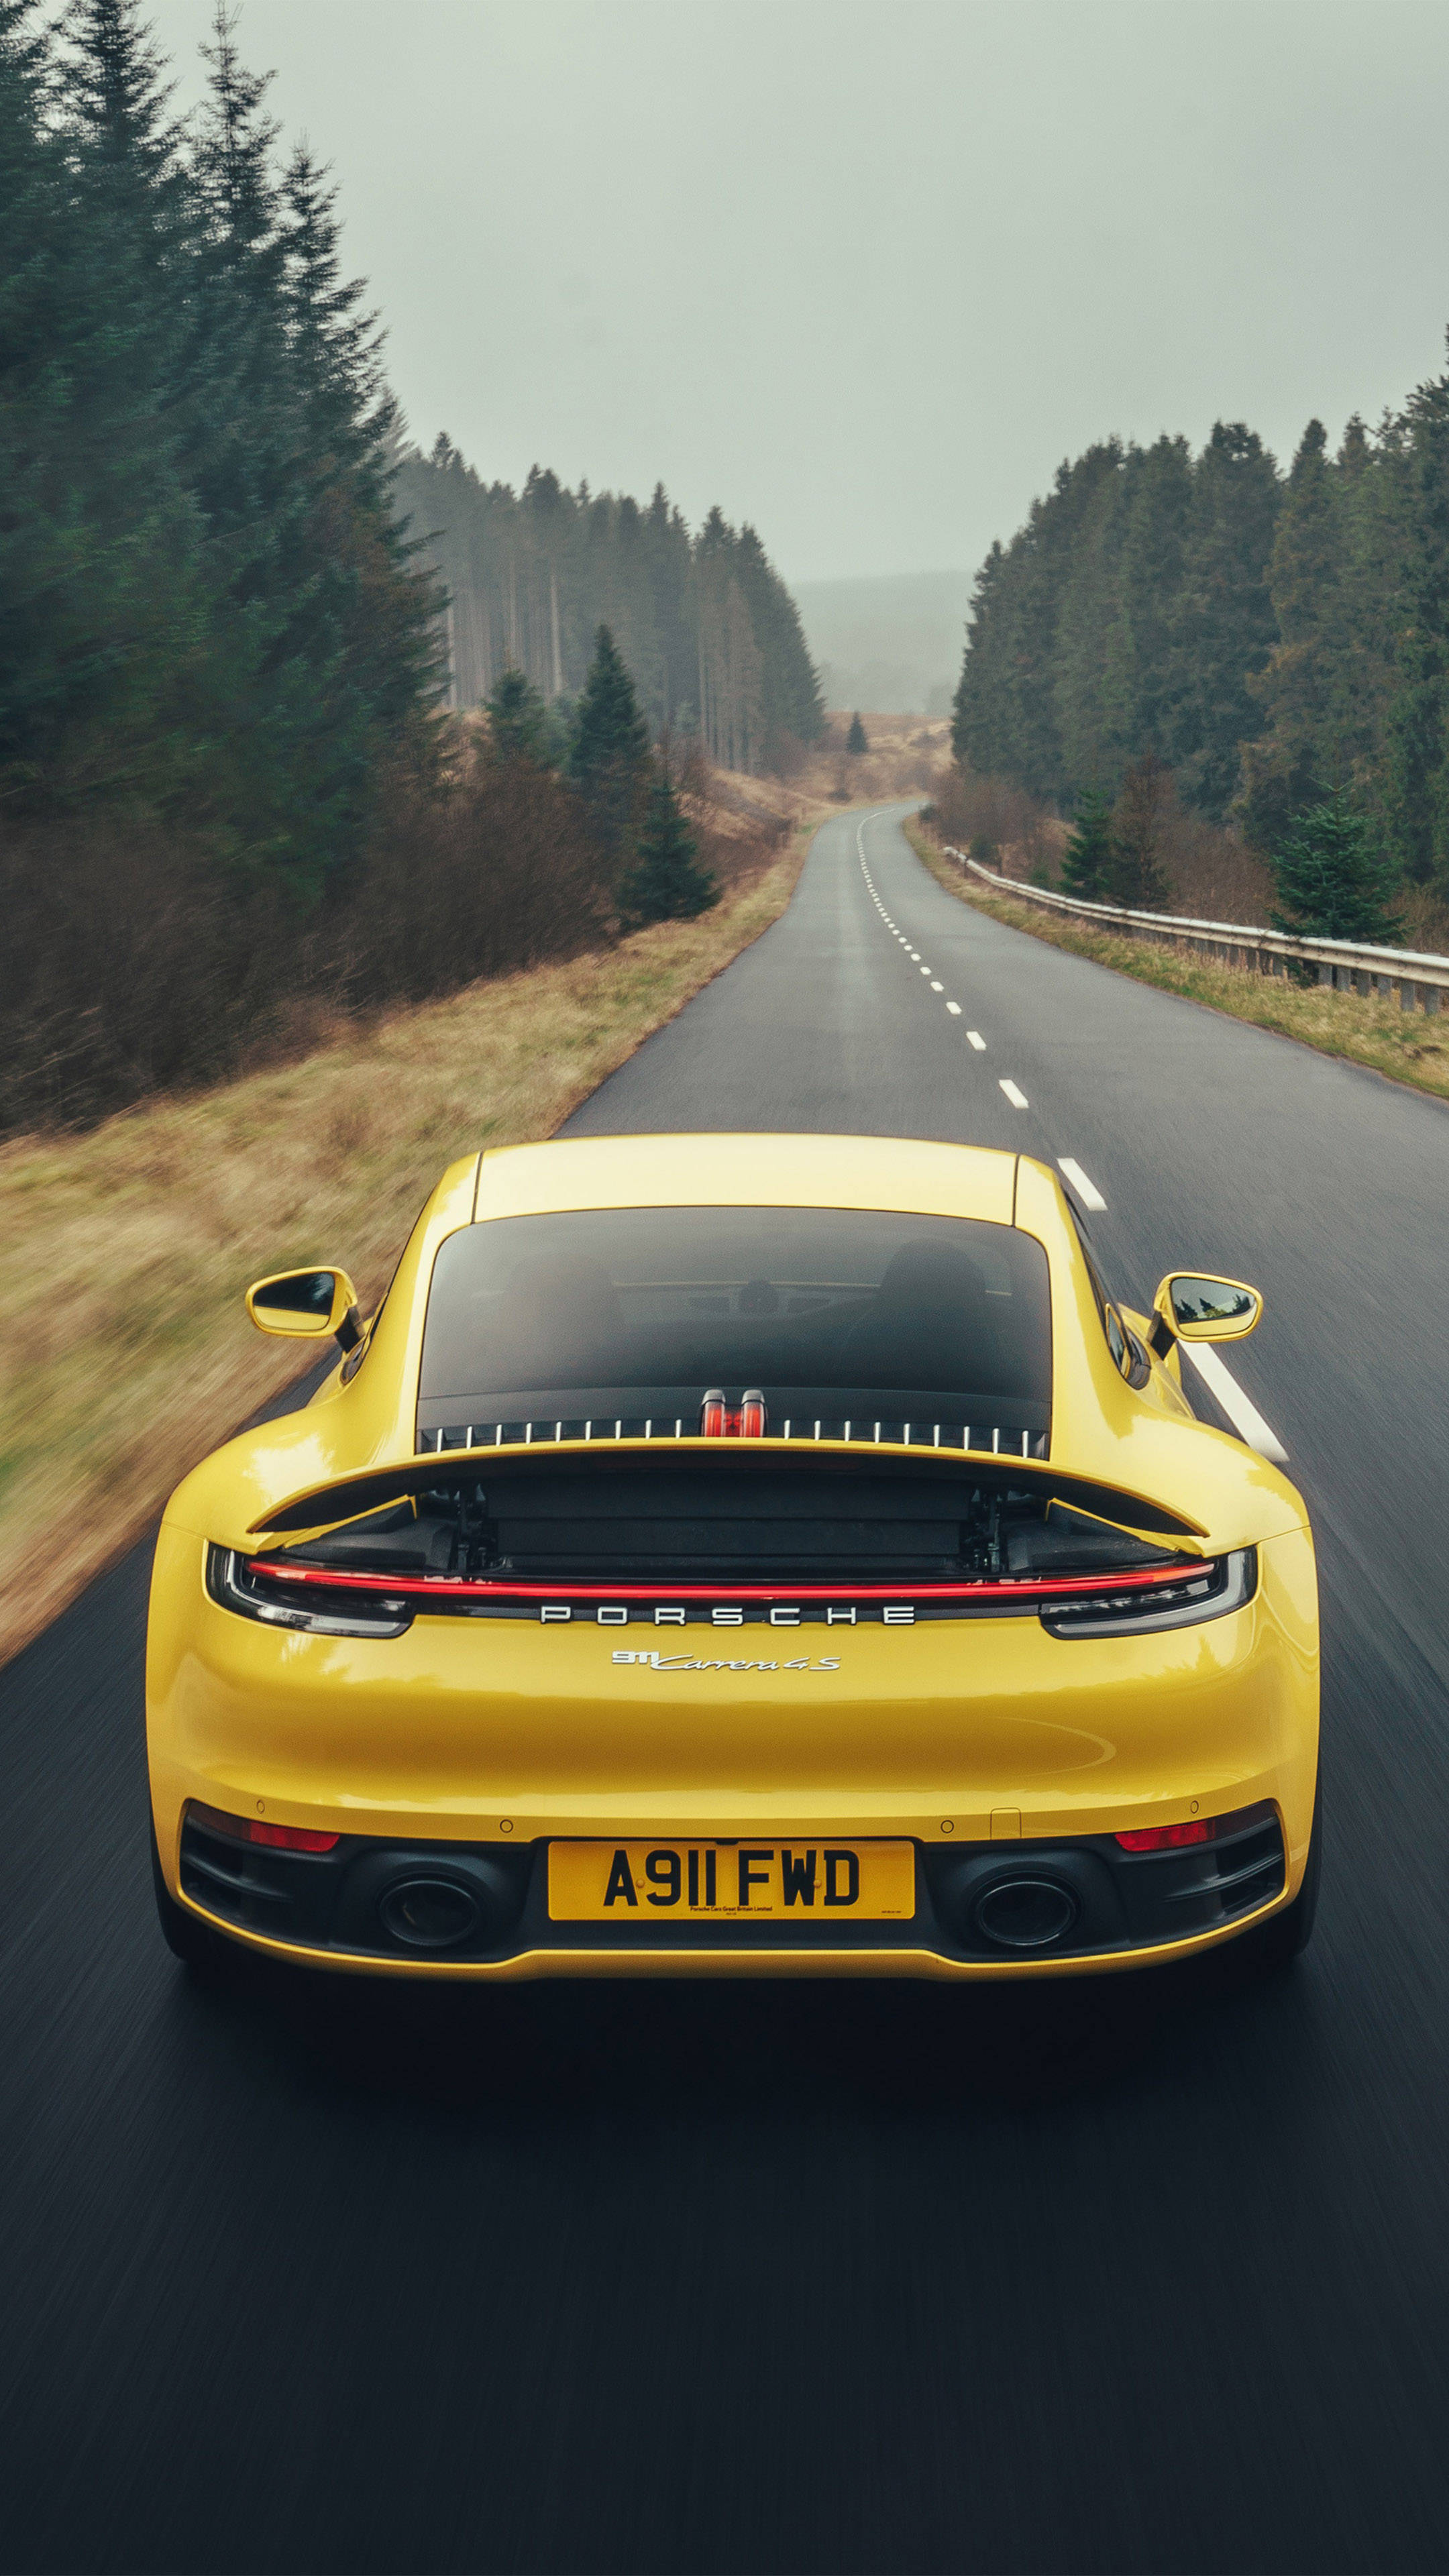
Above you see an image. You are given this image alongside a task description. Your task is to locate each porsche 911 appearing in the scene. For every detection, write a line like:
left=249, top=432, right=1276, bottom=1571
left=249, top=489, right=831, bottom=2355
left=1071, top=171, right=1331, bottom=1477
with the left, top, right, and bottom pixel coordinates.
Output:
left=146, top=1134, right=1320, bottom=1980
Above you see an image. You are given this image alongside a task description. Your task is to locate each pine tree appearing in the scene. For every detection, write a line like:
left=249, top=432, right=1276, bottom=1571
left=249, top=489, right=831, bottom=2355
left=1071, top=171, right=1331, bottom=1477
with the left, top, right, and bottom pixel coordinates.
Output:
left=1116, top=434, right=1193, bottom=763
left=1060, top=786, right=1113, bottom=898
left=1108, top=755, right=1173, bottom=907
left=2, top=0, right=202, bottom=802
left=1385, top=351, right=1449, bottom=893
left=0, top=0, right=88, bottom=792
left=616, top=764, right=717, bottom=926
left=486, top=667, right=550, bottom=764
left=1053, top=445, right=1128, bottom=799
left=1238, top=420, right=1344, bottom=850
left=388, top=452, right=820, bottom=761
left=846, top=712, right=867, bottom=754
left=568, top=624, right=651, bottom=867
left=1171, top=421, right=1281, bottom=818
left=951, top=540, right=1008, bottom=774
left=732, top=521, right=825, bottom=750
left=1271, top=792, right=1401, bottom=942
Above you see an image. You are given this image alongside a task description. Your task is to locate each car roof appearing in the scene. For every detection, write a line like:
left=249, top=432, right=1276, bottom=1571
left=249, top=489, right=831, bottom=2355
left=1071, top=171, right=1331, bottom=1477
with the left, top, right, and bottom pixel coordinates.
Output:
left=161, top=1136, right=1309, bottom=1556
left=472, top=1134, right=1018, bottom=1226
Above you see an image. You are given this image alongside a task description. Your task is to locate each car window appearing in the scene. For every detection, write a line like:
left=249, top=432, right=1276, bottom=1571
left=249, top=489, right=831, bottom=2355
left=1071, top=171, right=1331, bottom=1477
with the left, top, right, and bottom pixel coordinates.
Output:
left=417, top=1205, right=1053, bottom=1452
left=1063, top=1195, right=1149, bottom=1387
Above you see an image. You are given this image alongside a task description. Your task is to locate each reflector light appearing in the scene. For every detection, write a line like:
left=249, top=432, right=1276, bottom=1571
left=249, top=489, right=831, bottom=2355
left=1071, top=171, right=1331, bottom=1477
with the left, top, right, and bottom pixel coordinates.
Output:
left=1114, top=1819, right=1214, bottom=1852
left=250, top=1821, right=341, bottom=1852
left=189, top=1799, right=339, bottom=1852
left=700, top=1388, right=727, bottom=1438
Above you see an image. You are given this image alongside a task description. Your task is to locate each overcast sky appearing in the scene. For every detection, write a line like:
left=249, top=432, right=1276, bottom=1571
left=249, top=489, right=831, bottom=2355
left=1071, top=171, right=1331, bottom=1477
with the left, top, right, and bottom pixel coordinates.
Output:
left=140, top=0, right=1449, bottom=588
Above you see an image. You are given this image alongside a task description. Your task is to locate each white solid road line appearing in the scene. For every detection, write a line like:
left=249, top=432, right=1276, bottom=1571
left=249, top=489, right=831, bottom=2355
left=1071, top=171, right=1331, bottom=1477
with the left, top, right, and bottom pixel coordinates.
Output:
left=967, top=1030, right=985, bottom=1051
left=1000, top=1079, right=1028, bottom=1109
left=947, top=1002, right=962, bottom=1016
left=1181, top=1342, right=1289, bottom=1464
left=1057, top=1157, right=1106, bottom=1212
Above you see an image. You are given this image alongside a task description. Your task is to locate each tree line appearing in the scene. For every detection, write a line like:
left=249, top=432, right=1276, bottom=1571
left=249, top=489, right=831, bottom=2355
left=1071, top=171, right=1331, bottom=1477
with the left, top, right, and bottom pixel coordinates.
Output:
left=1, top=0, right=439, bottom=899
left=395, top=443, right=824, bottom=773
left=0, top=1, right=799, bottom=1130
left=951, top=360, right=1449, bottom=929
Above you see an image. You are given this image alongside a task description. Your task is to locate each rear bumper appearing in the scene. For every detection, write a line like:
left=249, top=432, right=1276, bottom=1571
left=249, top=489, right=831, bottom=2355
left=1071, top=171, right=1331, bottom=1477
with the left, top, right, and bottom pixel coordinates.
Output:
left=148, top=1517, right=1318, bottom=1978
left=170, top=1805, right=1291, bottom=1981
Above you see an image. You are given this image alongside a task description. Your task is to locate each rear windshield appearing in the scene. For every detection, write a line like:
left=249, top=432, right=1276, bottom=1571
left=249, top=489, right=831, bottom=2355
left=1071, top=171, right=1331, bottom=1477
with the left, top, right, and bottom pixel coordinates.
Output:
left=417, top=1206, right=1051, bottom=1452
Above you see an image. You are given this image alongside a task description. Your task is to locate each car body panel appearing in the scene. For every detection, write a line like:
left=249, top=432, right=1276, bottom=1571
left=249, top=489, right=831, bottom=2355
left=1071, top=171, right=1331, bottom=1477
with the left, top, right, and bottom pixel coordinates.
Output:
left=148, top=1136, right=1319, bottom=1980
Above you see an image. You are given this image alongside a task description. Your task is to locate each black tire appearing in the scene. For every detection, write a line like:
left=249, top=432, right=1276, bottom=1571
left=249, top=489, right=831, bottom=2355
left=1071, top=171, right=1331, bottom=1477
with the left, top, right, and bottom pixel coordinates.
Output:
left=150, top=1821, right=225, bottom=1976
left=1250, top=1770, right=1321, bottom=1974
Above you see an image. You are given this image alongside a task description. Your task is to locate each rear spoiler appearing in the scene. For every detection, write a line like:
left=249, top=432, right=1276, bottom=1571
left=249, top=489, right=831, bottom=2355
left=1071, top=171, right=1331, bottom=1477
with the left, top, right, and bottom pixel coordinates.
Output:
left=247, top=1440, right=1207, bottom=1542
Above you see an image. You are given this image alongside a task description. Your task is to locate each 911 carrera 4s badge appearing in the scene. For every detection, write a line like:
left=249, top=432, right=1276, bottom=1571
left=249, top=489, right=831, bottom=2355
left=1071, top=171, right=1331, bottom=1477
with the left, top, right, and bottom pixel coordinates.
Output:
left=611, top=1648, right=841, bottom=1672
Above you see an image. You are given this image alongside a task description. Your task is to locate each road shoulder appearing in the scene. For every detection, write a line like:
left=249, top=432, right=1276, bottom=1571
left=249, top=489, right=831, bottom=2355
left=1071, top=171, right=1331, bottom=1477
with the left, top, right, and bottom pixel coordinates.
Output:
left=904, top=820, right=1449, bottom=1108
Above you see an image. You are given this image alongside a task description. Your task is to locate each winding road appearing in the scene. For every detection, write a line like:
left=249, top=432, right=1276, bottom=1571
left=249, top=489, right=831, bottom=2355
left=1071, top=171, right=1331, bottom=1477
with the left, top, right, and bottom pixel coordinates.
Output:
left=3, top=802, right=1448, bottom=2574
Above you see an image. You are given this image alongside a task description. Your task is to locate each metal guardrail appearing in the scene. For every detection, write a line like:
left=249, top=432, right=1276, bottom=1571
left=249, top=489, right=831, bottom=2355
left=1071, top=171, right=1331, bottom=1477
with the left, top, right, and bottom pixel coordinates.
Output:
left=942, top=849, right=1449, bottom=1014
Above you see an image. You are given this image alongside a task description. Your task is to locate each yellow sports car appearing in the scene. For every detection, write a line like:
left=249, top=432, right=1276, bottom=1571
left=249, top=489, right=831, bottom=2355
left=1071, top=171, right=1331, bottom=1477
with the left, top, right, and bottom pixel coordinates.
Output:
left=147, top=1134, right=1320, bottom=1982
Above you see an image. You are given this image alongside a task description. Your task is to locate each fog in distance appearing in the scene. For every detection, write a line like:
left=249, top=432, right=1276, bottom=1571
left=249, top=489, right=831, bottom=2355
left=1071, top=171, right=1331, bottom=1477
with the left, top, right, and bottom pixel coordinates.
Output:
left=144, top=0, right=1449, bottom=701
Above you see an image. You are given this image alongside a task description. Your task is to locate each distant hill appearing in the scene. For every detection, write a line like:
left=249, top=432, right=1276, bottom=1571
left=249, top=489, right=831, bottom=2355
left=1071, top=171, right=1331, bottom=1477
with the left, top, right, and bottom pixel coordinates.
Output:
left=791, top=571, right=975, bottom=716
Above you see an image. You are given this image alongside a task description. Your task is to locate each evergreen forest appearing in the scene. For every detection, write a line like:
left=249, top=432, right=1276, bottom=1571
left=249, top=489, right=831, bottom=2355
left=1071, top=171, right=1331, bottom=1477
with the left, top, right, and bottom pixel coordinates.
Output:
left=397, top=445, right=824, bottom=772
left=951, top=378, right=1449, bottom=911
left=0, top=1, right=811, bottom=1131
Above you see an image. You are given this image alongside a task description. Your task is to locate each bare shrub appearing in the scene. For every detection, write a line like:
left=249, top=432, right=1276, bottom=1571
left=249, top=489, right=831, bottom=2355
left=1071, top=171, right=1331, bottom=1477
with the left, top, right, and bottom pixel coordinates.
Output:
left=1397, top=881, right=1449, bottom=957
left=1110, top=756, right=1173, bottom=907
left=337, top=755, right=608, bottom=1010
left=0, top=755, right=608, bottom=1134
left=0, top=816, right=312, bottom=1133
left=1153, top=802, right=1274, bottom=924
left=930, top=759, right=1283, bottom=922
left=0, top=741, right=794, bottom=1137
left=933, top=763, right=1050, bottom=873
left=674, top=743, right=790, bottom=893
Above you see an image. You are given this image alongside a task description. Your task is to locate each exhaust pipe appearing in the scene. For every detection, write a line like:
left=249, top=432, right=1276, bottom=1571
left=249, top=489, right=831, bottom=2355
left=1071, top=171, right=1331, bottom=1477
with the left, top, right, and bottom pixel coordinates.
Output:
left=378, top=1877, right=482, bottom=1950
left=972, top=1876, right=1079, bottom=1951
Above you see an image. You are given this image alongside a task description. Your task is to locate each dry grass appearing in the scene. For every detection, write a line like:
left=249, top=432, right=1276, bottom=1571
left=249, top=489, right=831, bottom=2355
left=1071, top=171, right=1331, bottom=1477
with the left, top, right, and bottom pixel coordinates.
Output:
left=792, top=714, right=951, bottom=809
left=1, top=827, right=816, bottom=1668
left=904, top=820, right=1449, bottom=1108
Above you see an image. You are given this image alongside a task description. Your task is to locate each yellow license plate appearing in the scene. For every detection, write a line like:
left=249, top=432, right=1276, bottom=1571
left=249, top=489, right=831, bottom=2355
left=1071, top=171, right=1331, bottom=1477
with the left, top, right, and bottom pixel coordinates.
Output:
left=548, top=1839, right=915, bottom=1922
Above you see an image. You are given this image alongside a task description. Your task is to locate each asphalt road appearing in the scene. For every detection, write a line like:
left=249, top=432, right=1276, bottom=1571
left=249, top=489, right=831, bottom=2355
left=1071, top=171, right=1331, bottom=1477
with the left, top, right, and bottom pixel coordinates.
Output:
left=3, top=802, right=1448, bottom=2575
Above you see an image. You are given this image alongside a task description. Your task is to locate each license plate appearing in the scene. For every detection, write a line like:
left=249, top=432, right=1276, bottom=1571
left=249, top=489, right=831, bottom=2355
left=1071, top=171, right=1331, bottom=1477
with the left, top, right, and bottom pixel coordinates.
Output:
left=548, top=1839, right=915, bottom=1921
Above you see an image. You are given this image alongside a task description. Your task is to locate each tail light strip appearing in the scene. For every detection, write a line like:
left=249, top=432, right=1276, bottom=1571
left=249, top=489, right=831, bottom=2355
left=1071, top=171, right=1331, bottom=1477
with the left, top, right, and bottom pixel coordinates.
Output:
left=246, top=1559, right=1207, bottom=1608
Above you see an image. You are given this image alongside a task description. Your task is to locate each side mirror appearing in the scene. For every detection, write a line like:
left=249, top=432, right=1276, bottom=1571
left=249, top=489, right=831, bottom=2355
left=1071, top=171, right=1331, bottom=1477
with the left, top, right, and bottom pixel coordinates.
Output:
left=246, top=1267, right=362, bottom=1350
left=1152, top=1273, right=1263, bottom=1344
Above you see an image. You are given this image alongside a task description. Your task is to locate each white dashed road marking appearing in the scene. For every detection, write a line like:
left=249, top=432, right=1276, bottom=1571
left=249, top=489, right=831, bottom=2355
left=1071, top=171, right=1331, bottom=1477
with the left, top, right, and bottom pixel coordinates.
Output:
left=857, top=810, right=1294, bottom=1466
left=1057, top=1157, right=1106, bottom=1212
left=857, top=805, right=987, bottom=1051
left=1181, top=1342, right=1289, bottom=1464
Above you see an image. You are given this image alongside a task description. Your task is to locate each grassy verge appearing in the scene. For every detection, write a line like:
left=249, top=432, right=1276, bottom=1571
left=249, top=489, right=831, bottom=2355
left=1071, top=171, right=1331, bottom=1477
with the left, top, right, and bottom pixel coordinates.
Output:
left=1, top=826, right=816, bottom=1668
left=904, top=820, right=1449, bottom=1108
